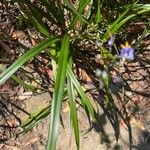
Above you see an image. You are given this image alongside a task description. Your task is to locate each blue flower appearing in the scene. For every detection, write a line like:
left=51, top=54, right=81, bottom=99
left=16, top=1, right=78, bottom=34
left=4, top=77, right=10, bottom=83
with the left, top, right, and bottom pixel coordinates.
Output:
left=119, top=42, right=134, bottom=61
left=108, top=35, right=116, bottom=47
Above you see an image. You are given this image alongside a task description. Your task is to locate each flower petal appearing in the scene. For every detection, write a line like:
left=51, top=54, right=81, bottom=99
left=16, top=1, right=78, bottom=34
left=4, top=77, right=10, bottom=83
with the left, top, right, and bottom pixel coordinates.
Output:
left=120, top=47, right=134, bottom=61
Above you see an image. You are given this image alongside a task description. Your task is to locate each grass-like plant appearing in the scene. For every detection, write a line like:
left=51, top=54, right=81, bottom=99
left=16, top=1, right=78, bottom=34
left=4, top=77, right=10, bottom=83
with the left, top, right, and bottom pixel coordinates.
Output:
left=0, top=0, right=150, bottom=149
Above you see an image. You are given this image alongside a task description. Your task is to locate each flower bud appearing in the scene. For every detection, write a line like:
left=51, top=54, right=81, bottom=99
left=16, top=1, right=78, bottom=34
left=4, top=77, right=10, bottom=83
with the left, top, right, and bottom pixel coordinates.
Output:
left=102, top=70, right=108, bottom=79
left=95, top=68, right=102, bottom=78
left=108, top=35, right=116, bottom=47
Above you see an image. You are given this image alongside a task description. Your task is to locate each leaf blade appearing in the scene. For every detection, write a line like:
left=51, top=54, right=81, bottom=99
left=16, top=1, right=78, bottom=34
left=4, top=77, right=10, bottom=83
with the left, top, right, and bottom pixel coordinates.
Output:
left=47, top=34, right=70, bottom=150
left=67, top=74, right=80, bottom=149
left=0, top=38, right=58, bottom=85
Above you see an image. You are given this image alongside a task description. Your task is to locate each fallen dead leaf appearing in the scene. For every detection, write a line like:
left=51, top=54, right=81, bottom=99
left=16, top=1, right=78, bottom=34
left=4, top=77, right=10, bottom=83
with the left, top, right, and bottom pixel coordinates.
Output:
left=63, top=102, right=70, bottom=113
left=24, top=137, right=38, bottom=146
left=31, top=80, right=42, bottom=89
left=9, top=25, right=14, bottom=36
left=120, top=117, right=145, bottom=130
left=79, top=68, right=92, bottom=82
left=0, top=144, right=5, bottom=149
left=0, top=80, right=14, bottom=94
left=6, top=116, right=19, bottom=127
left=31, top=38, right=37, bottom=46
left=62, top=102, right=80, bottom=113
left=3, top=145, right=21, bottom=150
left=18, top=91, right=33, bottom=100
left=12, top=31, right=26, bottom=40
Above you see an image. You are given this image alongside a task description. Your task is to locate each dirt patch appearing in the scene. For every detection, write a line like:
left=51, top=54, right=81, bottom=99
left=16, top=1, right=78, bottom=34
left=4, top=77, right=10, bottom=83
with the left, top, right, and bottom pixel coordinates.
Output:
left=0, top=90, right=149, bottom=150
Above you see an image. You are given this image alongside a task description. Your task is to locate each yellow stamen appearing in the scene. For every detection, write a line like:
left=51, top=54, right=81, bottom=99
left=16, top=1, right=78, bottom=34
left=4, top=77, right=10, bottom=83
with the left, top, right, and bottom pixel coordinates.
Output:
left=120, top=44, right=125, bottom=48
left=120, top=41, right=131, bottom=48
left=125, top=41, right=130, bottom=47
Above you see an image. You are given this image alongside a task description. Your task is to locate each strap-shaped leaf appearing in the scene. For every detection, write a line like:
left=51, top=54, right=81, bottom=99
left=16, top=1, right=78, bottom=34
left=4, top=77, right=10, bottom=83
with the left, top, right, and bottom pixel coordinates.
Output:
left=96, top=0, right=102, bottom=23
left=103, top=4, right=150, bottom=40
left=47, top=35, right=70, bottom=150
left=0, top=38, right=58, bottom=85
left=67, top=74, right=80, bottom=149
left=67, top=65, right=96, bottom=120
left=64, top=0, right=89, bottom=28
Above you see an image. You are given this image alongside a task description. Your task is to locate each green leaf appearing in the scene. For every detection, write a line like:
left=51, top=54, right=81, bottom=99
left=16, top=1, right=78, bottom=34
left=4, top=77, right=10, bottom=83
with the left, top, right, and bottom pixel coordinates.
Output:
left=47, top=35, right=70, bottom=150
left=64, top=0, right=89, bottom=28
left=103, top=4, right=150, bottom=41
left=102, top=8, right=130, bottom=40
left=134, top=26, right=150, bottom=50
left=11, top=75, right=37, bottom=91
left=0, top=65, right=36, bottom=91
left=40, top=0, right=65, bottom=26
left=28, top=7, right=50, bottom=37
left=96, top=0, right=102, bottom=23
left=72, top=0, right=91, bottom=27
left=0, top=38, right=58, bottom=85
left=67, top=65, right=96, bottom=120
left=17, top=0, right=50, bottom=37
left=21, top=104, right=51, bottom=133
left=67, top=72, right=80, bottom=150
